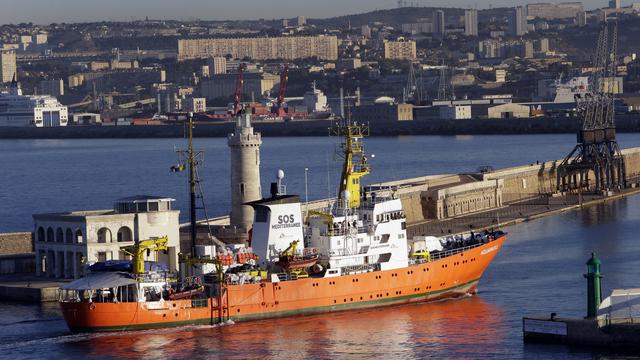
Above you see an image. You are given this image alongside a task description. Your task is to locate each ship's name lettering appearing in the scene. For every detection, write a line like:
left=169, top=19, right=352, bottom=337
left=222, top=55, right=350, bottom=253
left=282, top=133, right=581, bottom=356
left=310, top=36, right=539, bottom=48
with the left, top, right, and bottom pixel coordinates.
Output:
left=277, top=214, right=295, bottom=224
left=480, top=245, right=498, bottom=255
left=272, top=222, right=301, bottom=230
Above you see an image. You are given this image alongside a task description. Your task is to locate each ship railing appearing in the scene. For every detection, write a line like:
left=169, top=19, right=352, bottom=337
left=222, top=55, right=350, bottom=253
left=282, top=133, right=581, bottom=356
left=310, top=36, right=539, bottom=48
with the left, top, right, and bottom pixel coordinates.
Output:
left=430, top=243, right=483, bottom=261
left=329, top=248, right=354, bottom=257
left=341, top=263, right=380, bottom=275
left=409, top=242, right=488, bottom=266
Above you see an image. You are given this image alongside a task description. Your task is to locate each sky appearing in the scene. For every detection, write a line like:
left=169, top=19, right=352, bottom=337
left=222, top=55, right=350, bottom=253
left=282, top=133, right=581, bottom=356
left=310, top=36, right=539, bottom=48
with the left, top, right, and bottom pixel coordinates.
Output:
left=1, top=0, right=627, bottom=25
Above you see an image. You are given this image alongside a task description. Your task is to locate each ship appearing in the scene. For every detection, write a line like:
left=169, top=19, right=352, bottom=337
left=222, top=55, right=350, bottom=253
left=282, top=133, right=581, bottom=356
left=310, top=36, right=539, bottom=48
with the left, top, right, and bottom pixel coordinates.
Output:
left=59, top=116, right=507, bottom=333
left=0, top=75, right=69, bottom=127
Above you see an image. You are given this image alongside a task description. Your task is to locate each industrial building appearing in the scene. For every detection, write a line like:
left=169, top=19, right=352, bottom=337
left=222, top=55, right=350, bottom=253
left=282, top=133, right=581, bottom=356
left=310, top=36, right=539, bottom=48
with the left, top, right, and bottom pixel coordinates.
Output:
left=33, top=196, right=181, bottom=279
left=353, top=100, right=413, bottom=123
left=200, top=71, right=279, bottom=100
left=177, top=35, right=338, bottom=61
left=39, top=79, right=64, bottom=97
left=487, top=103, right=531, bottom=118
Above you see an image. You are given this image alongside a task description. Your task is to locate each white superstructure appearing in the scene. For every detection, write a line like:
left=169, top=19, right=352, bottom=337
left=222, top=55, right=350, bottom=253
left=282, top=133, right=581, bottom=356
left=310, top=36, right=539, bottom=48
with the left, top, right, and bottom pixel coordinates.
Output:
left=0, top=79, right=68, bottom=127
left=538, top=76, right=589, bottom=104
left=303, top=81, right=330, bottom=114
left=307, top=195, right=409, bottom=274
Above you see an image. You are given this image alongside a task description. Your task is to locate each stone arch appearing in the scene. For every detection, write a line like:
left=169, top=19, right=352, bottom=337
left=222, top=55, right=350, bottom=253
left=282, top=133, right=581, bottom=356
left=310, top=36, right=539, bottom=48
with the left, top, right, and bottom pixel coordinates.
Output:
left=116, top=226, right=133, bottom=242
left=37, top=227, right=45, bottom=242
left=65, top=228, right=73, bottom=243
left=46, top=227, right=54, bottom=242
left=56, top=228, right=64, bottom=243
left=97, top=227, right=112, bottom=243
left=75, top=229, right=84, bottom=244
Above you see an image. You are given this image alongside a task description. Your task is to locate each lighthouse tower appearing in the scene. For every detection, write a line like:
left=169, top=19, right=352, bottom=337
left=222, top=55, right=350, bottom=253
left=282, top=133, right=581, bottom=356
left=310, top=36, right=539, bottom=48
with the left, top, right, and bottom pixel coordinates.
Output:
left=228, top=111, right=262, bottom=233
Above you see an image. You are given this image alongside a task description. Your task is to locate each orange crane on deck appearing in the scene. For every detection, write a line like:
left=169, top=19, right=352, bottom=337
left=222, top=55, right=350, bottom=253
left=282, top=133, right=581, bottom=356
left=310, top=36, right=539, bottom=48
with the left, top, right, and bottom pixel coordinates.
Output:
left=232, top=63, right=246, bottom=116
left=274, top=65, right=289, bottom=117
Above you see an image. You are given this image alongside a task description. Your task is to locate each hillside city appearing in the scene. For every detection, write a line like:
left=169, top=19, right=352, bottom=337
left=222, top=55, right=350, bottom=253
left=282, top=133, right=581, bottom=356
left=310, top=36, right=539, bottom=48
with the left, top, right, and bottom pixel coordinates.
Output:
left=1, top=1, right=640, bottom=127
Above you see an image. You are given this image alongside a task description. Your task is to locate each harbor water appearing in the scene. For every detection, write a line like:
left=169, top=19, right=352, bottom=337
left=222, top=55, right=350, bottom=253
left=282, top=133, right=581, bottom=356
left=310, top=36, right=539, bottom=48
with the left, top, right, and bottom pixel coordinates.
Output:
left=2, top=135, right=640, bottom=359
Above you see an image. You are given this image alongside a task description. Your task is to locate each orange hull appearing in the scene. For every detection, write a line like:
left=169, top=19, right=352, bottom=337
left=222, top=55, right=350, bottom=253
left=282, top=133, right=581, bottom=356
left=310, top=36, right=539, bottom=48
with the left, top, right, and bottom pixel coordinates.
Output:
left=61, top=235, right=506, bottom=332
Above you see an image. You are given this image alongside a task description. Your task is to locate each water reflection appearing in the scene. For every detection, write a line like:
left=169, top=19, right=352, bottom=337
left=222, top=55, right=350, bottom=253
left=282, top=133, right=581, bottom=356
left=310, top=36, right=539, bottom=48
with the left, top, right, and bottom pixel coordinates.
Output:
left=67, top=297, right=503, bottom=359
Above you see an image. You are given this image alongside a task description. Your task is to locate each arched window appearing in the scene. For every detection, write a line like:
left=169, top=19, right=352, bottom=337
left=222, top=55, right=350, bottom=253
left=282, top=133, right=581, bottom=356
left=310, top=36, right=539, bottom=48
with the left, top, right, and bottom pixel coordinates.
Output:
left=117, top=227, right=133, bottom=242
left=65, top=229, right=73, bottom=244
left=56, top=228, right=64, bottom=243
left=97, top=228, right=112, bottom=243
left=75, top=229, right=84, bottom=244
left=46, top=227, right=54, bottom=242
left=37, top=227, right=45, bottom=242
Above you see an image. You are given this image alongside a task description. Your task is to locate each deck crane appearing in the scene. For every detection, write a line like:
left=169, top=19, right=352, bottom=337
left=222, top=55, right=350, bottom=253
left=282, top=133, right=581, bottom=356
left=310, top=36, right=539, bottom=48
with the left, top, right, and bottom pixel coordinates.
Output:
left=120, top=236, right=169, bottom=275
left=232, top=63, right=246, bottom=116
left=274, top=65, right=289, bottom=117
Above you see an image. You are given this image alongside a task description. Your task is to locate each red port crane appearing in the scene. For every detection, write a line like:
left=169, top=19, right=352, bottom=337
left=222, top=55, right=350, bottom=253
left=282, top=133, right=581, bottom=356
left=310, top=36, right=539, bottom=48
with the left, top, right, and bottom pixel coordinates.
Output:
left=232, top=63, right=246, bottom=116
left=274, top=65, right=289, bottom=117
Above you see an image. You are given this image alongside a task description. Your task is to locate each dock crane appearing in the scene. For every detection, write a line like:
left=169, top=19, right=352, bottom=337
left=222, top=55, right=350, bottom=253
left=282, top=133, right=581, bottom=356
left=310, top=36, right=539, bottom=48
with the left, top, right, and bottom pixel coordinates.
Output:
left=120, top=237, right=169, bottom=275
left=232, top=63, right=246, bottom=116
left=274, top=65, right=289, bottom=117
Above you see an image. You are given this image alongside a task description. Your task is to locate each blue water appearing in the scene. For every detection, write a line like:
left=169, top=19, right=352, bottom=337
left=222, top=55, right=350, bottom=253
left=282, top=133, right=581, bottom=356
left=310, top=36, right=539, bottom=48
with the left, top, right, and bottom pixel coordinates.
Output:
left=2, top=134, right=640, bottom=359
left=4, top=134, right=640, bottom=233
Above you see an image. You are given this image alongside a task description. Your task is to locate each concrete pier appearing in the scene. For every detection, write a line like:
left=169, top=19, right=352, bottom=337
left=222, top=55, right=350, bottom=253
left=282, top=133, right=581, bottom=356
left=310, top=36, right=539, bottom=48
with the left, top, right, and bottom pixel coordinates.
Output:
left=523, top=316, right=640, bottom=350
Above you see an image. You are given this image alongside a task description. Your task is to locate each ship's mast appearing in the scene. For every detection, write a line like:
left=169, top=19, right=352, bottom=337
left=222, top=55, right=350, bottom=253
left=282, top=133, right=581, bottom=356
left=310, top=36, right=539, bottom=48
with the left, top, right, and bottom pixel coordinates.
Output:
left=187, top=113, right=197, bottom=254
left=332, top=117, right=370, bottom=209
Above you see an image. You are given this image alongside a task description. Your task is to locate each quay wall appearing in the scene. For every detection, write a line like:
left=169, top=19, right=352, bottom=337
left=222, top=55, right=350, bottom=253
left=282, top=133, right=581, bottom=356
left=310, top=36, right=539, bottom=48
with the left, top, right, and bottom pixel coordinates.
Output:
left=1, top=115, right=640, bottom=139
left=0, top=232, right=33, bottom=255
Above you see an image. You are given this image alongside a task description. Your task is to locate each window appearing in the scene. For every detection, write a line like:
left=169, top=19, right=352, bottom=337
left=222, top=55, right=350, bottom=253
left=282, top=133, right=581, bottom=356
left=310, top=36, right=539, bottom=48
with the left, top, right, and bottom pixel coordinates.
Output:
left=137, top=202, right=148, bottom=212
left=97, top=252, right=107, bottom=262
left=117, top=227, right=133, bottom=242
left=56, top=228, right=64, bottom=243
left=401, top=222, right=406, bottom=230
left=148, top=202, right=159, bottom=212
left=255, top=207, right=269, bottom=222
left=37, top=227, right=45, bottom=242
left=240, top=183, right=245, bottom=195
left=97, top=228, right=112, bottom=243
left=75, top=229, right=84, bottom=243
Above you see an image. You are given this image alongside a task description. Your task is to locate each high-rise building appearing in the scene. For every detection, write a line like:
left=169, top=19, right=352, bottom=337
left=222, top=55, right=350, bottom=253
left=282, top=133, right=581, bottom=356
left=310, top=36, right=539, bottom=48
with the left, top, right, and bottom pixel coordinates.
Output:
left=576, top=11, right=587, bottom=26
left=383, top=40, right=417, bottom=60
left=509, top=6, right=528, bottom=37
left=609, top=0, right=621, bottom=9
left=361, top=25, right=372, bottom=38
left=523, top=41, right=534, bottom=58
left=297, top=16, right=306, bottom=26
left=207, top=57, right=227, bottom=75
left=178, top=36, right=338, bottom=61
left=433, top=10, right=445, bottom=37
left=0, top=50, right=16, bottom=84
left=538, top=38, right=550, bottom=52
left=464, top=9, right=478, bottom=37
left=0, top=50, right=18, bottom=83
left=228, top=112, right=262, bottom=233
left=39, top=79, right=64, bottom=97
left=282, top=19, right=289, bottom=28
